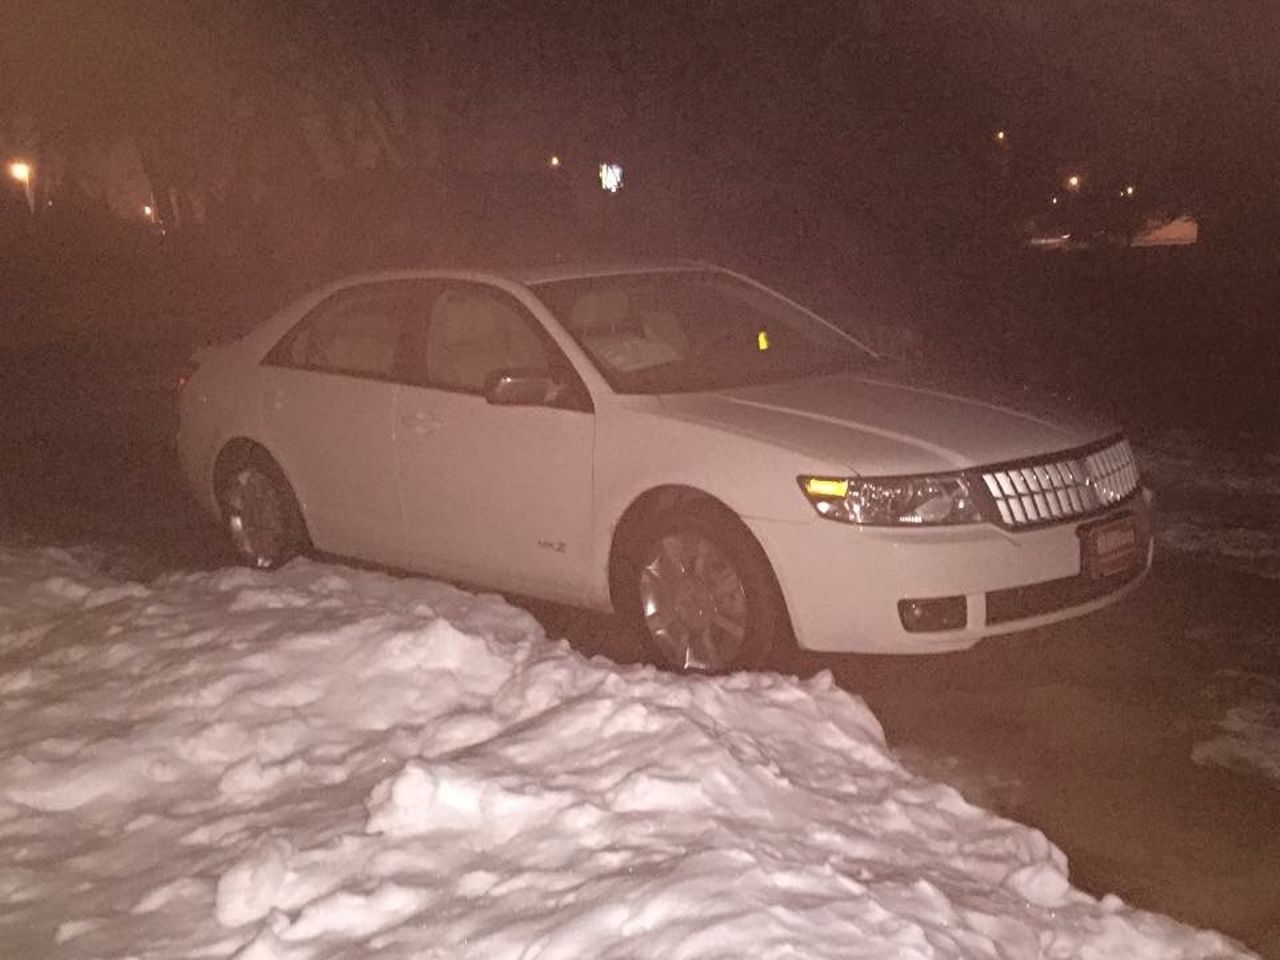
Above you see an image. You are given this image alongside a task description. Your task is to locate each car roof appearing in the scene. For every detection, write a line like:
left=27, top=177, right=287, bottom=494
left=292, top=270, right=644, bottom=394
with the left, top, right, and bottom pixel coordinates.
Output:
left=500, top=258, right=714, bottom=285
left=318, top=259, right=719, bottom=292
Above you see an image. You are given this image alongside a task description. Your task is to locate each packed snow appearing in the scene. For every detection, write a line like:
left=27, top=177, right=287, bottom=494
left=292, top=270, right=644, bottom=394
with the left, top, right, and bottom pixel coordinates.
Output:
left=0, top=546, right=1254, bottom=958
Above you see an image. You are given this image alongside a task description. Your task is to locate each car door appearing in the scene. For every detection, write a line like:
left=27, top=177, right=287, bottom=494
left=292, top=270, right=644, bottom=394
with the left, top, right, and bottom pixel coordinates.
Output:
left=395, top=281, right=596, bottom=603
left=259, top=281, right=429, bottom=567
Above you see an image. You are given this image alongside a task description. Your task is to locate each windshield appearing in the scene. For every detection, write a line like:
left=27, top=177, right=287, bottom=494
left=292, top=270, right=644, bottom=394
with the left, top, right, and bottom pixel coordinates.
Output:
left=530, top=270, right=875, bottom=394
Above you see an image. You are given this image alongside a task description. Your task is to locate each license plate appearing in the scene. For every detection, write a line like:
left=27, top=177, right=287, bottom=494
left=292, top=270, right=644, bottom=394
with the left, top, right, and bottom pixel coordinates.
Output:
left=1079, top=513, right=1146, bottom=579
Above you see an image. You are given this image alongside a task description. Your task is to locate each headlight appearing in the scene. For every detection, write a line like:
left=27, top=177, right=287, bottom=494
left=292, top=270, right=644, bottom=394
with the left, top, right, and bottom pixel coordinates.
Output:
left=798, top=474, right=983, bottom=525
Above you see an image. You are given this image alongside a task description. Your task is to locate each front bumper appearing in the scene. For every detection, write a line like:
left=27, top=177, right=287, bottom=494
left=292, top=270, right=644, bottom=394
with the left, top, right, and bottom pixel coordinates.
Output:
left=746, top=489, right=1153, bottom=654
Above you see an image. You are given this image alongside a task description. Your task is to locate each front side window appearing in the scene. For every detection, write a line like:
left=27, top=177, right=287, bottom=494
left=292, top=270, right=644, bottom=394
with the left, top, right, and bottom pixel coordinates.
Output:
left=530, top=270, right=874, bottom=394
left=417, top=286, right=552, bottom=393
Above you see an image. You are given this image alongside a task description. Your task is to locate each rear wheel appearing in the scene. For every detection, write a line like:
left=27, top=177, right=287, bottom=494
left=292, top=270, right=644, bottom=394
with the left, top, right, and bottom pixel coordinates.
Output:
left=625, top=507, right=787, bottom=673
left=217, top=455, right=306, bottom=569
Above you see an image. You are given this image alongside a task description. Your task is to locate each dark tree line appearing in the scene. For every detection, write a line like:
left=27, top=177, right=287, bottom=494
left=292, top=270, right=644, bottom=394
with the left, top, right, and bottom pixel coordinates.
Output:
left=4, top=1, right=1278, bottom=297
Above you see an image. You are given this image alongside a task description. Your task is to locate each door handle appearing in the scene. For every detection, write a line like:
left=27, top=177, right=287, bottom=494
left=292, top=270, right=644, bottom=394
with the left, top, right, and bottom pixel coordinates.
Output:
left=399, top=411, right=441, bottom=436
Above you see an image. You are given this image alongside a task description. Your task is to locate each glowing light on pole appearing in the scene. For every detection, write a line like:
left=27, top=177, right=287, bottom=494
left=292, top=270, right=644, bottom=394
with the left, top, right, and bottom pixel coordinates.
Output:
left=8, top=160, right=34, bottom=212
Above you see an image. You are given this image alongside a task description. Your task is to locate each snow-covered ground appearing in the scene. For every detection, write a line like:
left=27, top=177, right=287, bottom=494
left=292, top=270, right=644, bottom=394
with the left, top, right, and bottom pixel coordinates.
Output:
left=1138, top=430, right=1280, bottom=581
left=0, top=546, right=1256, bottom=959
left=1136, top=432, right=1280, bottom=793
left=1192, top=670, right=1280, bottom=786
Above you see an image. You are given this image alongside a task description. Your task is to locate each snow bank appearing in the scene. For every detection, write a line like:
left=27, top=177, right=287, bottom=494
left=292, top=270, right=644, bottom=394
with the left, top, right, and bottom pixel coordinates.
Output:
left=0, top=547, right=1252, bottom=958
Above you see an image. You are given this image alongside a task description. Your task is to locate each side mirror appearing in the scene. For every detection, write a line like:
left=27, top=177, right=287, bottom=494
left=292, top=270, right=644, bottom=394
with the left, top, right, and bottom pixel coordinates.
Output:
left=484, top=369, right=561, bottom=407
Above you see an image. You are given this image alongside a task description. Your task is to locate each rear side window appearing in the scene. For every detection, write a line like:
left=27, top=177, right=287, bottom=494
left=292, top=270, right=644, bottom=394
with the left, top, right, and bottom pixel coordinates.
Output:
left=266, top=283, right=432, bottom=382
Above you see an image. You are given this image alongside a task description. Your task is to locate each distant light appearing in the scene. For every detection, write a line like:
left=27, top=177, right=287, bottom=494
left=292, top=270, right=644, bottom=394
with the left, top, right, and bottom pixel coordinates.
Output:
left=994, top=129, right=1006, bottom=143
left=548, top=155, right=561, bottom=169
left=598, top=162, right=623, bottom=193
left=1066, top=174, right=1081, bottom=190
left=757, top=329, right=770, bottom=351
left=8, top=161, right=31, bottom=184
left=1123, top=184, right=1135, bottom=197
left=1050, top=196, right=1059, bottom=205
left=143, top=204, right=154, bottom=217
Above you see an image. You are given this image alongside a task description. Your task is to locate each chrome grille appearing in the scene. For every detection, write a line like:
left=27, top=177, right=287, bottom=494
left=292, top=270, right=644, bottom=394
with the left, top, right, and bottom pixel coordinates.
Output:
left=980, top=438, right=1140, bottom=528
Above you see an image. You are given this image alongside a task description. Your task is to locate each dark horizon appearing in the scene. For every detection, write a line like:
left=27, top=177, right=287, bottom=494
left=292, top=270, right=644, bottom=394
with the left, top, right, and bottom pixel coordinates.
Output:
left=5, top=2, right=1278, bottom=210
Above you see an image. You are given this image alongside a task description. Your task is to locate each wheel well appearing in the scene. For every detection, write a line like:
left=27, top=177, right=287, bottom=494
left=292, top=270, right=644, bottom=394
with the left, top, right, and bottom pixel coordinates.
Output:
left=212, top=438, right=278, bottom=494
left=212, top=438, right=313, bottom=550
left=606, top=485, right=746, bottom=610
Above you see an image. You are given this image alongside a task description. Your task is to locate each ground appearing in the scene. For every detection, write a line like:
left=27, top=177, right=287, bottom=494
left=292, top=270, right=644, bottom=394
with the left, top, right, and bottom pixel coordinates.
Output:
left=563, top=557, right=1280, bottom=957
left=831, top=559, right=1280, bottom=955
left=2, top=333, right=1278, bottom=956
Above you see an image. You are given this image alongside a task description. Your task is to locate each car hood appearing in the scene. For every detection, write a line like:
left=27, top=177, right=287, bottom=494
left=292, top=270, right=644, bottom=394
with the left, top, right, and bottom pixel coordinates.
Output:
left=656, top=372, right=1112, bottom=475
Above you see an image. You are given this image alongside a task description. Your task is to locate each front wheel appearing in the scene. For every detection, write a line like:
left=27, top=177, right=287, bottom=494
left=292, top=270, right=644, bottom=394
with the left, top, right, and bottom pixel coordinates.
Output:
left=626, top=507, right=788, bottom=673
left=217, top=456, right=306, bottom=569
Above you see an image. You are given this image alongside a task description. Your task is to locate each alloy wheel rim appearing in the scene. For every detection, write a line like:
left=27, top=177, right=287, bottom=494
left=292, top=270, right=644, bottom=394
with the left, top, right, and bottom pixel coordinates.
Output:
left=638, top=532, right=748, bottom=672
left=224, top=468, right=286, bottom=569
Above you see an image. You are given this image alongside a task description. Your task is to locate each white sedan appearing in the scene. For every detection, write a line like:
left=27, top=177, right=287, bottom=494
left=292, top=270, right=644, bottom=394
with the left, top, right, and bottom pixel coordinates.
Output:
left=178, top=262, right=1152, bottom=671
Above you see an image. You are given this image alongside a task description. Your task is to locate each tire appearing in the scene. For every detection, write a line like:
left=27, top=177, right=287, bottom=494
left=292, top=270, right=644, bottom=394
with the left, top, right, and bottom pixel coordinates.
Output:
left=217, top=453, right=307, bottom=570
left=623, top=505, right=788, bottom=674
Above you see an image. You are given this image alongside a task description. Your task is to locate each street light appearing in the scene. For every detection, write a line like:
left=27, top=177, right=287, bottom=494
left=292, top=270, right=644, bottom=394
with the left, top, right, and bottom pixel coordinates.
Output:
left=8, top=160, right=35, bottom=212
left=1065, top=174, right=1081, bottom=191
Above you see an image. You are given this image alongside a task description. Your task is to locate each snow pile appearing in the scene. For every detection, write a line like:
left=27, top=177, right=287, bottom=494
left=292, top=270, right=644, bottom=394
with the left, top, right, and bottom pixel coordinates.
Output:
left=0, top=547, right=1253, bottom=958
left=1137, top=431, right=1280, bottom=580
